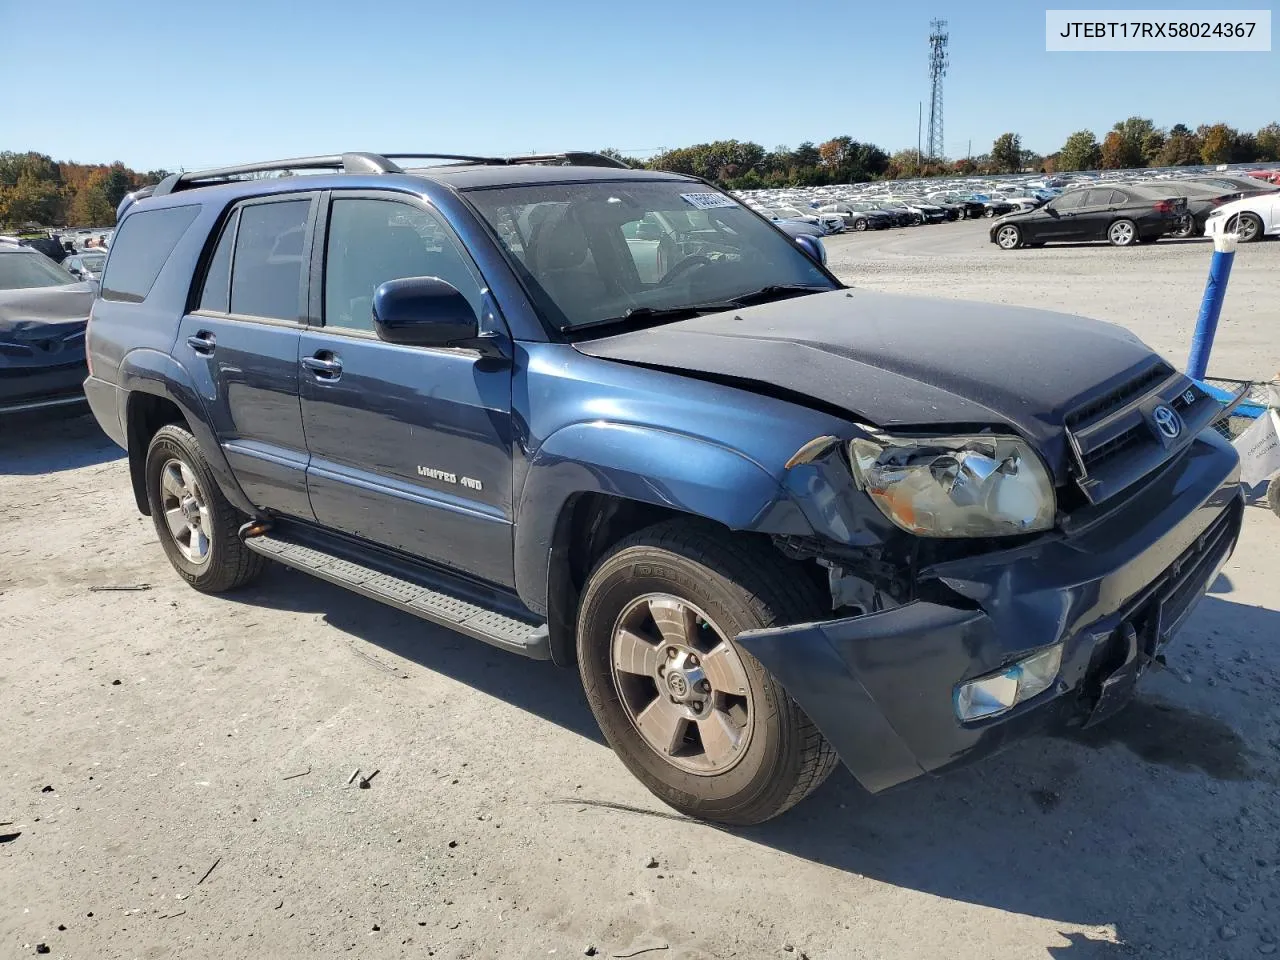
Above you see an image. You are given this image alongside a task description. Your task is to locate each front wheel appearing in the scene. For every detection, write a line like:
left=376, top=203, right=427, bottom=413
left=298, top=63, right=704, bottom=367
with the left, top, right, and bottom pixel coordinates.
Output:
left=853, top=218, right=868, bottom=231
left=995, top=224, right=1022, bottom=250
left=576, top=522, right=837, bottom=825
left=1235, top=212, right=1264, bottom=243
left=145, top=424, right=267, bottom=593
left=1108, top=219, right=1139, bottom=246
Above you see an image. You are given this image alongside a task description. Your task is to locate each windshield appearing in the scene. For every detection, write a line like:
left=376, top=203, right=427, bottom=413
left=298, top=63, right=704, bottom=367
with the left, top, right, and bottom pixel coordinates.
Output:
left=466, top=180, right=835, bottom=331
left=0, top=251, right=78, bottom=291
left=80, top=253, right=107, bottom=271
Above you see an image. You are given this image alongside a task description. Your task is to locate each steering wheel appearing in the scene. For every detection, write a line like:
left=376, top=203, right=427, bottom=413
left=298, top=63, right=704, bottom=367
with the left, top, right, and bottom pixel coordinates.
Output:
left=658, top=254, right=713, bottom=286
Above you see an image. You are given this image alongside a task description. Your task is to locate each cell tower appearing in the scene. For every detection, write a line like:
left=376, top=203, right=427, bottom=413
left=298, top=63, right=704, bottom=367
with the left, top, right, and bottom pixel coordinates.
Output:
left=926, top=19, right=949, bottom=161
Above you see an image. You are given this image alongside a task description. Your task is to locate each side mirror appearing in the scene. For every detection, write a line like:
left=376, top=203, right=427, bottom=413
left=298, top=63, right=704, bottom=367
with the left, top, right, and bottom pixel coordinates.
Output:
left=372, top=276, right=478, bottom=347
left=793, top=234, right=826, bottom=265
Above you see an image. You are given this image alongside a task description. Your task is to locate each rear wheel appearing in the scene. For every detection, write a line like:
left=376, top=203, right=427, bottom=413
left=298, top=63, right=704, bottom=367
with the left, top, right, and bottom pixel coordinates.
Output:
left=1108, top=219, right=1138, bottom=247
left=1171, top=215, right=1195, bottom=239
left=853, top=218, right=868, bottom=231
left=995, top=224, right=1023, bottom=250
left=145, top=424, right=267, bottom=593
left=576, top=521, right=836, bottom=825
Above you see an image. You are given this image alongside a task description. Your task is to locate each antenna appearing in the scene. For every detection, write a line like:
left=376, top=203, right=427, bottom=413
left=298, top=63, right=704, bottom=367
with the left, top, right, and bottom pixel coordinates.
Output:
left=926, top=19, right=949, bottom=162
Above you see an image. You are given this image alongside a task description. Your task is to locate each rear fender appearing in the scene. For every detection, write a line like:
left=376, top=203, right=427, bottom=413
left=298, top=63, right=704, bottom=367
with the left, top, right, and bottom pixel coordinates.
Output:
left=119, top=348, right=255, bottom=517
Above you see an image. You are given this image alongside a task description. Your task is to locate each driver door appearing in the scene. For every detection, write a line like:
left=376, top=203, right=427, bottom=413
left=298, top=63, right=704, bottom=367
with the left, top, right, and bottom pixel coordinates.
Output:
left=1038, top=191, right=1085, bottom=241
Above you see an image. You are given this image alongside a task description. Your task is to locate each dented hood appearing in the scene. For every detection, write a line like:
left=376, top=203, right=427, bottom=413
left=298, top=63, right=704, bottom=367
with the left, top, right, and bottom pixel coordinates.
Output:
left=0, top=282, right=95, bottom=336
left=572, top=288, right=1164, bottom=481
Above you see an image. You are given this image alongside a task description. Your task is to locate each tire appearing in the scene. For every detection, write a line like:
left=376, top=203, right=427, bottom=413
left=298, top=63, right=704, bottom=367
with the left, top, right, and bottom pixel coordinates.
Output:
left=1108, top=219, right=1139, bottom=247
left=853, top=218, right=868, bottom=231
left=995, top=224, right=1022, bottom=250
left=576, top=520, right=837, bottom=825
left=983, top=207, right=996, bottom=218
left=1171, top=215, right=1195, bottom=239
left=1235, top=212, right=1263, bottom=243
left=1267, top=474, right=1280, bottom=521
left=145, top=423, right=267, bottom=593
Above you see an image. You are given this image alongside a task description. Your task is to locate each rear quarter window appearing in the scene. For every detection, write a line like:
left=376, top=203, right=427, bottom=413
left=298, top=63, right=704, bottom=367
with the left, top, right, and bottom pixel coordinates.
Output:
left=101, top=205, right=202, bottom=303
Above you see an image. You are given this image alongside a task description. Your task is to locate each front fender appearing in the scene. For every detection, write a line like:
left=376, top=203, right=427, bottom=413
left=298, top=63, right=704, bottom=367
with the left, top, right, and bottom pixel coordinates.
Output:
left=513, top=420, right=814, bottom=611
left=119, top=348, right=255, bottom=517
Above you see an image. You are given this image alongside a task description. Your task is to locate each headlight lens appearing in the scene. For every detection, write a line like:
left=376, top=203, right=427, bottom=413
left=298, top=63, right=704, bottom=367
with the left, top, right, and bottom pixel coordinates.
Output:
left=849, top=434, right=1055, bottom=537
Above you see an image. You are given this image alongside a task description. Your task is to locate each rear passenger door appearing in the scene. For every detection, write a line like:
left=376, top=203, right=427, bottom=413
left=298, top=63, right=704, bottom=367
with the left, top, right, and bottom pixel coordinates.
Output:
left=1074, top=189, right=1121, bottom=240
left=177, top=193, right=318, bottom=520
left=298, top=192, right=516, bottom=588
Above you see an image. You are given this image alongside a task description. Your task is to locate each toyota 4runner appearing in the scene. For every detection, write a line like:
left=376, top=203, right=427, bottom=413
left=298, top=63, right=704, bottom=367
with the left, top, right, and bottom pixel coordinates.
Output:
left=84, top=151, right=1242, bottom=824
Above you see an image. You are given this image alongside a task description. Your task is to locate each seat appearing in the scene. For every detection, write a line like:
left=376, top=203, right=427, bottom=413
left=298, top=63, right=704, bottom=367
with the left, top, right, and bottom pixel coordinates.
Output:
left=528, top=212, right=609, bottom=324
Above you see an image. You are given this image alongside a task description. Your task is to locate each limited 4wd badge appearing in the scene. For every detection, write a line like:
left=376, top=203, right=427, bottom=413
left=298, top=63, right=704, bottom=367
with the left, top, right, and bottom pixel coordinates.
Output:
left=680, top=193, right=739, bottom=210
left=417, top=465, right=483, bottom=491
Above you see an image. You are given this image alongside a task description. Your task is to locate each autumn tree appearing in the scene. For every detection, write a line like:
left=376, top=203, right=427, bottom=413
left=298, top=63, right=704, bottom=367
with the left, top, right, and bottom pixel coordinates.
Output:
left=1057, top=130, right=1101, bottom=171
left=1257, top=123, right=1280, bottom=161
left=1157, top=132, right=1201, bottom=166
left=67, top=170, right=115, bottom=226
left=1199, top=124, right=1237, bottom=164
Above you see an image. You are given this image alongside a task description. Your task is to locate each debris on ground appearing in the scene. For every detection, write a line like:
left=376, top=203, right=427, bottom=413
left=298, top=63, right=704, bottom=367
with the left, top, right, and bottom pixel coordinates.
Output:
left=88, top=584, right=151, bottom=592
left=197, top=857, right=221, bottom=885
left=40, top=785, right=53, bottom=793
left=611, top=944, right=668, bottom=958
left=35, top=945, right=50, bottom=955
left=282, top=767, right=311, bottom=781
left=358, top=770, right=379, bottom=789
left=643, top=856, right=658, bottom=869
left=347, top=768, right=360, bottom=785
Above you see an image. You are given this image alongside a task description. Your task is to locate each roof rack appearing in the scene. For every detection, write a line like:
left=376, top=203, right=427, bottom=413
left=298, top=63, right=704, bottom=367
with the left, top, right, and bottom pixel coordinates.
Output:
left=125, top=150, right=634, bottom=215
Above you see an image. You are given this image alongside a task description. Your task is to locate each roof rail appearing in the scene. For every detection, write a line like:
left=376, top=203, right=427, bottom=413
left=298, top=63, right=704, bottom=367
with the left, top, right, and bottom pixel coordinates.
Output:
left=132, top=150, right=633, bottom=212
left=150, top=152, right=404, bottom=198
left=505, top=152, right=631, bottom=168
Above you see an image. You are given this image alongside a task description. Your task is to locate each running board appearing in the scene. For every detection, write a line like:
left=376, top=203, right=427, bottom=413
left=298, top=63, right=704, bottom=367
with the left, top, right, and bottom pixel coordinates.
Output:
left=242, top=531, right=550, bottom=660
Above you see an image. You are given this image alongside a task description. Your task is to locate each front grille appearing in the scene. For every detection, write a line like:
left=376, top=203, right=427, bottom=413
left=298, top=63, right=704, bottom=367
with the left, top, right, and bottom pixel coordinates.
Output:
left=1064, top=364, right=1220, bottom=505
left=1065, top=362, right=1173, bottom=429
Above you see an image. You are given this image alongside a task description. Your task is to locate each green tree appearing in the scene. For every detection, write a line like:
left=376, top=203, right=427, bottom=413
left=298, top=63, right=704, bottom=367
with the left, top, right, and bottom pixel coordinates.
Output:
left=103, top=162, right=134, bottom=210
left=990, top=133, right=1022, bottom=173
left=1140, top=129, right=1166, bottom=165
left=791, top=142, right=821, bottom=168
left=1157, top=132, right=1201, bottom=166
left=1056, top=130, right=1101, bottom=171
left=598, top=148, right=643, bottom=168
left=1256, top=123, right=1280, bottom=161
left=1107, top=117, right=1156, bottom=168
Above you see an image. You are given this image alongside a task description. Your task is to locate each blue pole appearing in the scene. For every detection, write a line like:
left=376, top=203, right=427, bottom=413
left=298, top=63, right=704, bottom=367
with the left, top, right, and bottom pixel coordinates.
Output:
left=1187, top=232, right=1238, bottom=380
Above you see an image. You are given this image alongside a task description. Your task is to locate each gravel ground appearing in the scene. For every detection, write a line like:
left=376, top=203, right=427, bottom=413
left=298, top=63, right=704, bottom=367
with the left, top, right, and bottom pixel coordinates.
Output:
left=2, top=223, right=1279, bottom=960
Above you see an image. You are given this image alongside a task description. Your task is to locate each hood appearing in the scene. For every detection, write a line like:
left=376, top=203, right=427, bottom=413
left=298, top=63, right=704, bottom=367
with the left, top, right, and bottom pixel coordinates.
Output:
left=572, top=289, right=1164, bottom=483
left=0, top=282, right=95, bottom=336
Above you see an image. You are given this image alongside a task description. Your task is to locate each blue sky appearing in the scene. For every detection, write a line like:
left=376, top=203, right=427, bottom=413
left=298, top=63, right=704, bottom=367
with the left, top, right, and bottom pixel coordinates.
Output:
left=2, top=0, right=1276, bottom=169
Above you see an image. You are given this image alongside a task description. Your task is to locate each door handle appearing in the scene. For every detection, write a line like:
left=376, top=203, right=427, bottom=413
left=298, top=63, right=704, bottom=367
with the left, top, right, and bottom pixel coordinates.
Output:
left=186, top=331, right=216, bottom=355
left=302, top=353, right=343, bottom=381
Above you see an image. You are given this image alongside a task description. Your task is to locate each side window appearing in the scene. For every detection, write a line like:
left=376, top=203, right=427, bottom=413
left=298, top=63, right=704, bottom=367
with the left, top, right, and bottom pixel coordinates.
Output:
left=1051, top=192, right=1084, bottom=212
left=197, top=209, right=237, bottom=313
left=1083, top=189, right=1114, bottom=207
left=323, top=197, right=483, bottom=333
left=229, top=199, right=312, bottom=321
left=1110, top=190, right=1129, bottom=205
left=101, top=205, right=201, bottom=303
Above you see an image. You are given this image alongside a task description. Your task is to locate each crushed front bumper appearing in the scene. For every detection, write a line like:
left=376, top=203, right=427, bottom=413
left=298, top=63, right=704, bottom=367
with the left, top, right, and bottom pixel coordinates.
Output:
left=739, top=431, right=1243, bottom=793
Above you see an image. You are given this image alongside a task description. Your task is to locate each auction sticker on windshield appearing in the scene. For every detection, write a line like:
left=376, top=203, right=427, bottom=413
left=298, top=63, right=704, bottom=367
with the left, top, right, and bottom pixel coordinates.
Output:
left=680, top=193, right=739, bottom=209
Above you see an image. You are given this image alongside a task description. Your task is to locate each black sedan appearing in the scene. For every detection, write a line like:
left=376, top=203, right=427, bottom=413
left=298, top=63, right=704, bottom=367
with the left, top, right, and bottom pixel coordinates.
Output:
left=0, top=244, right=96, bottom=415
left=989, top=185, right=1186, bottom=249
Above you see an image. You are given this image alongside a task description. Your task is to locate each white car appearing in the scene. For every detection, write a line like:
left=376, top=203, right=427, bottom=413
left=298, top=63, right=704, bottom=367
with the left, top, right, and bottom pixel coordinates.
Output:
left=1203, top=193, right=1279, bottom=243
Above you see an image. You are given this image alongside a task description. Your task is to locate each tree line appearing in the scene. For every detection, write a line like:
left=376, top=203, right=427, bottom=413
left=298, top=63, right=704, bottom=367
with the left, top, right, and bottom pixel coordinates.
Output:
left=604, top=118, right=1280, bottom=186
left=0, top=152, right=170, bottom=229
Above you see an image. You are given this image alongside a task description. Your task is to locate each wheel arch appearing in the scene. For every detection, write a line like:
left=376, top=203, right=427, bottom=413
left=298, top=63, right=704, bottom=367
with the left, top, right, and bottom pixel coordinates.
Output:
left=514, top=422, right=818, bottom=666
left=120, top=349, right=254, bottom=517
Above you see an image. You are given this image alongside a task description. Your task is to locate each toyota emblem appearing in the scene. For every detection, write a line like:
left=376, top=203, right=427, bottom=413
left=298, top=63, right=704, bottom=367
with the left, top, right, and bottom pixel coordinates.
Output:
left=1151, top=404, right=1181, bottom=440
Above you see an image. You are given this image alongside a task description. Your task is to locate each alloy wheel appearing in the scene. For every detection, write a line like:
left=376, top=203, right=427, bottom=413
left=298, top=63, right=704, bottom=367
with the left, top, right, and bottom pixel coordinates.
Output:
left=1109, top=220, right=1136, bottom=246
left=996, top=225, right=1021, bottom=249
left=159, top=457, right=212, bottom=565
left=610, top=594, right=754, bottom=775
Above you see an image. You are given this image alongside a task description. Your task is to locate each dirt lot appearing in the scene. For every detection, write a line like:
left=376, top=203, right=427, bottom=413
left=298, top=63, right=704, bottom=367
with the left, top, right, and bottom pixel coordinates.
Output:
left=2, top=223, right=1279, bottom=960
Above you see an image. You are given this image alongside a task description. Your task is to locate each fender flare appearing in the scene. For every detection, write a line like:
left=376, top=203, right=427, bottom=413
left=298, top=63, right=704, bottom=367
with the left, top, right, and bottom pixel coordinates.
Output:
left=513, top=420, right=814, bottom=616
left=118, top=349, right=255, bottom=517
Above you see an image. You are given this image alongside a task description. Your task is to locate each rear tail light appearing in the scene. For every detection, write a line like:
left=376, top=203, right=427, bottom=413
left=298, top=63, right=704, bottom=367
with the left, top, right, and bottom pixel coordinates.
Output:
left=1154, top=200, right=1174, bottom=214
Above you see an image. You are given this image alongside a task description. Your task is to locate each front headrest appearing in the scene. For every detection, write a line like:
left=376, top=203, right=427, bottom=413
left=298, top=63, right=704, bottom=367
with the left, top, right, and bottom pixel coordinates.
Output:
left=537, top=214, right=591, bottom=271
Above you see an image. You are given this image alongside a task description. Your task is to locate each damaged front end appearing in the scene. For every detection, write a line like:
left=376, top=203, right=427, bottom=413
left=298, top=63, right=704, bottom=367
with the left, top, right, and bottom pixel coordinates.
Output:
left=741, top=423, right=1243, bottom=794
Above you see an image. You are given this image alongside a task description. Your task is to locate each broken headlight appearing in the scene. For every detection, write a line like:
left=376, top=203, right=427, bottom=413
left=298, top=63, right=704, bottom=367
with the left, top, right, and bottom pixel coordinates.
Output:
left=849, top=434, right=1055, bottom=538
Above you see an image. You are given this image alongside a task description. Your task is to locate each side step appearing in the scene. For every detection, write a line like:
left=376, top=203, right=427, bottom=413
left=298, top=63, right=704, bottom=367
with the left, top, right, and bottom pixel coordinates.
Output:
left=243, top=531, right=550, bottom=660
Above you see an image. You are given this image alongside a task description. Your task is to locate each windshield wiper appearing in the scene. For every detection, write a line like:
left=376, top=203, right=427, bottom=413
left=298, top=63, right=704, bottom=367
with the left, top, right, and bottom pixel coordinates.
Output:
left=561, top=302, right=737, bottom=333
left=726, top=284, right=832, bottom=306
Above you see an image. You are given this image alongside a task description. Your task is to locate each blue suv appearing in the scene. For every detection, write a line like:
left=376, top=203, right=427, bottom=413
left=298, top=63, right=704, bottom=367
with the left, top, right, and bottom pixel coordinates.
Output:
left=84, top=151, right=1242, bottom=824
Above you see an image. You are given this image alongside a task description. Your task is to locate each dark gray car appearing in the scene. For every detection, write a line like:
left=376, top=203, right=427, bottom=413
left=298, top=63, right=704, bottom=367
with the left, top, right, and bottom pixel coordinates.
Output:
left=0, top=244, right=96, bottom=414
